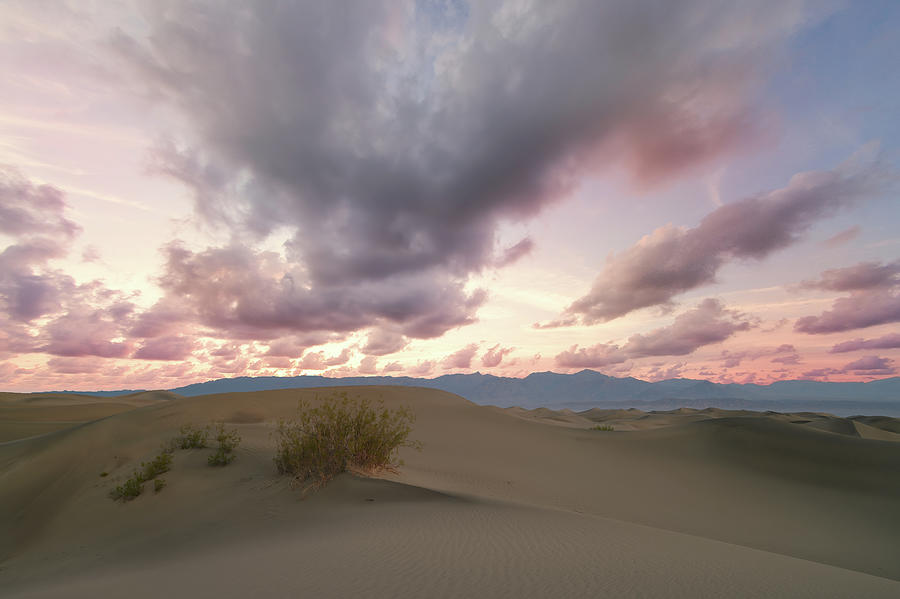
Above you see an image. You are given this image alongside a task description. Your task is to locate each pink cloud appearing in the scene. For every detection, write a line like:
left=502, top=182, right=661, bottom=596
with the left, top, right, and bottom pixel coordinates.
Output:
left=133, top=335, right=197, bottom=360
left=830, top=333, right=900, bottom=353
left=557, top=299, right=753, bottom=368
left=382, top=361, right=403, bottom=374
left=555, top=153, right=887, bottom=325
left=358, top=356, right=378, bottom=375
left=822, top=225, right=861, bottom=248
left=842, top=355, right=896, bottom=374
left=795, top=289, right=900, bottom=334
left=481, top=344, right=514, bottom=368
left=442, top=343, right=479, bottom=369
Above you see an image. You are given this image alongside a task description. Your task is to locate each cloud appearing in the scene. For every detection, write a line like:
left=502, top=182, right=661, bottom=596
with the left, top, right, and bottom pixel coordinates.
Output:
left=558, top=150, right=890, bottom=324
left=830, top=333, right=900, bottom=353
left=642, top=362, right=687, bottom=382
left=719, top=344, right=796, bottom=368
left=481, top=344, right=514, bottom=367
left=265, top=333, right=337, bottom=358
left=494, top=238, right=534, bottom=268
left=110, top=1, right=833, bottom=341
left=795, top=260, right=900, bottom=334
left=442, top=343, right=480, bottom=369
left=770, top=353, right=801, bottom=365
left=361, top=328, right=409, bottom=356
left=409, top=360, right=435, bottom=376
left=556, top=343, right=629, bottom=369
left=297, top=348, right=351, bottom=370
left=358, top=356, right=378, bottom=375
left=133, top=335, right=197, bottom=361
left=822, top=225, right=861, bottom=248
left=146, top=242, right=486, bottom=341
left=382, top=361, right=403, bottom=374
left=800, top=259, right=900, bottom=291
left=624, top=299, right=754, bottom=357
left=841, top=355, right=896, bottom=375
left=0, top=167, right=80, bottom=239
left=556, top=298, right=753, bottom=367
left=795, top=289, right=900, bottom=334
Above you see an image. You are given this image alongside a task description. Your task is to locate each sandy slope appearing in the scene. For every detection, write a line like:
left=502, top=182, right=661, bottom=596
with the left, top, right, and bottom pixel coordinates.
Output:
left=1, top=386, right=899, bottom=598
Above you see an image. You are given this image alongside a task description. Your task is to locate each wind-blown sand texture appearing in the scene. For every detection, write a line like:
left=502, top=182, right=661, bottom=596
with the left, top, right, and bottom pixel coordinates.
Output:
left=2, top=386, right=899, bottom=598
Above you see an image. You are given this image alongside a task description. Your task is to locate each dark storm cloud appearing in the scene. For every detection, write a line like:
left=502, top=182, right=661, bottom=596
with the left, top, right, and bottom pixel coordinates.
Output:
left=111, top=0, right=828, bottom=340
left=556, top=298, right=753, bottom=367
left=558, top=155, right=890, bottom=325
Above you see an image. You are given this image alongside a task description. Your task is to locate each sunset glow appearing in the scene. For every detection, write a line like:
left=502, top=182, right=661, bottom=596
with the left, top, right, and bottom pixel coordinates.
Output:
left=1, top=1, right=898, bottom=392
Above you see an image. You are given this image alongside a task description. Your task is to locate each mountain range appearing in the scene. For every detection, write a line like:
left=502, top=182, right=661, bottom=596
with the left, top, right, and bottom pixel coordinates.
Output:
left=49, top=370, right=900, bottom=416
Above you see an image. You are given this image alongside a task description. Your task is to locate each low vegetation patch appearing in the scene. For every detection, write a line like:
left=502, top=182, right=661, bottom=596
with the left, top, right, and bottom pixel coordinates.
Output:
left=274, top=392, right=420, bottom=489
left=154, top=478, right=167, bottom=493
left=141, top=452, right=173, bottom=479
left=208, top=422, right=241, bottom=466
left=109, top=451, right=173, bottom=502
left=591, top=424, right=615, bottom=431
left=176, top=423, right=210, bottom=449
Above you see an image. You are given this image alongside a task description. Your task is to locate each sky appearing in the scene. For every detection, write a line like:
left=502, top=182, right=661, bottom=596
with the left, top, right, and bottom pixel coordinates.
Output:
left=1, top=0, right=899, bottom=392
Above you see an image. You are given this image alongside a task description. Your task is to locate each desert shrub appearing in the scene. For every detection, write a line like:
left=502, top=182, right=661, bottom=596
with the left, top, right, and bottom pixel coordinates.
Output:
left=99, top=471, right=109, bottom=477
left=207, top=422, right=241, bottom=467
left=110, top=451, right=172, bottom=502
left=154, top=478, right=167, bottom=493
left=110, top=473, right=144, bottom=501
left=591, top=424, right=615, bottom=431
left=176, top=423, right=209, bottom=449
left=141, top=452, right=173, bottom=480
left=274, top=392, right=420, bottom=488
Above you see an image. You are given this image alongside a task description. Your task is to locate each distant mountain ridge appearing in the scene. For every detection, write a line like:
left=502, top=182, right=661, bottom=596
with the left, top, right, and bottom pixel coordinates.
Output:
left=41, top=370, right=900, bottom=415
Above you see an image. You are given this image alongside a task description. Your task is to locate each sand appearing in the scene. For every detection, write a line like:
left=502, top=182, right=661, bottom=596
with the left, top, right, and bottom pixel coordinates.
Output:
left=2, top=386, right=899, bottom=598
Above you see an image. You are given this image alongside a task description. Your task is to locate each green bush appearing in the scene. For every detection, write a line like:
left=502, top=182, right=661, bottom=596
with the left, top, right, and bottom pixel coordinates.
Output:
left=274, top=392, right=420, bottom=488
left=141, top=452, right=173, bottom=479
left=207, top=422, right=241, bottom=466
left=110, top=473, right=144, bottom=501
left=110, top=451, right=173, bottom=502
left=154, top=478, right=167, bottom=493
left=176, top=423, right=210, bottom=449
left=591, top=424, right=615, bottom=431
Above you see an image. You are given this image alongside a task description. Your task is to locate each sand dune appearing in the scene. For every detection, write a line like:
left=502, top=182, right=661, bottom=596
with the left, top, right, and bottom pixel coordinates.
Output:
left=2, top=386, right=899, bottom=598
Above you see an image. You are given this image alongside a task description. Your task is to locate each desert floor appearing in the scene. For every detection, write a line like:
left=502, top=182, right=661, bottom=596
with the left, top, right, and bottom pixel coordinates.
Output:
left=1, top=386, right=899, bottom=598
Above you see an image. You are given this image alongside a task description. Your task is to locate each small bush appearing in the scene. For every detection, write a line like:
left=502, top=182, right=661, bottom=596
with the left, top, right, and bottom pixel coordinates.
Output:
left=110, top=451, right=172, bottom=502
left=99, top=471, right=109, bottom=477
left=591, top=424, right=615, bottom=431
left=141, top=452, right=173, bottom=480
left=110, top=473, right=144, bottom=501
left=154, top=478, right=167, bottom=493
left=176, top=423, right=209, bottom=449
left=207, top=422, right=241, bottom=466
left=274, top=392, right=420, bottom=488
